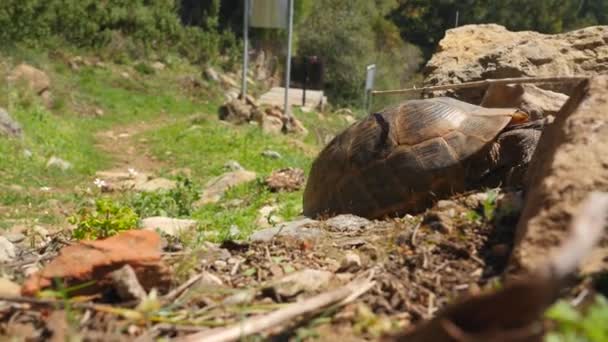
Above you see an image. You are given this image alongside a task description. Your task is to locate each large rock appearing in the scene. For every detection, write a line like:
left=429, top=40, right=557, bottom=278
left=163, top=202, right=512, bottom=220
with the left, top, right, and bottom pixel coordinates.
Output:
left=196, top=170, right=257, bottom=206
left=424, top=24, right=608, bottom=105
left=480, top=84, right=569, bottom=120
left=218, top=99, right=251, bottom=124
left=7, top=63, right=51, bottom=95
left=0, top=108, right=22, bottom=138
left=508, top=76, right=608, bottom=276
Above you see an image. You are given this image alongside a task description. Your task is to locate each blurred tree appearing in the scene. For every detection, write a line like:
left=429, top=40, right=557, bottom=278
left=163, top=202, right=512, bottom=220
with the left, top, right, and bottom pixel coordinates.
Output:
left=297, top=0, right=422, bottom=107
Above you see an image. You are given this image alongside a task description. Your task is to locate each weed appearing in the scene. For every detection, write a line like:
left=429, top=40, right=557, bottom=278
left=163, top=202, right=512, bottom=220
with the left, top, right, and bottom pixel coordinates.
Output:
left=68, top=197, right=139, bottom=240
left=482, top=188, right=499, bottom=222
left=129, top=176, right=200, bottom=218
left=545, top=295, right=608, bottom=341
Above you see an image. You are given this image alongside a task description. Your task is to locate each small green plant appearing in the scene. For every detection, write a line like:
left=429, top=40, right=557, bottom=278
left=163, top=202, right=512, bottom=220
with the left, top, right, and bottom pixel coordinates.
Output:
left=482, top=188, right=500, bottom=222
left=68, top=198, right=139, bottom=240
left=545, top=295, right=608, bottom=341
left=129, top=176, right=200, bottom=218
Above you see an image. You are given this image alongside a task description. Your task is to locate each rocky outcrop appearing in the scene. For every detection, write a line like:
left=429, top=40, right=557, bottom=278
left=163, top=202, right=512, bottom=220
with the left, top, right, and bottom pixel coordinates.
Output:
left=423, top=24, right=608, bottom=113
left=508, top=76, right=608, bottom=276
left=218, top=98, right=308, bottom=136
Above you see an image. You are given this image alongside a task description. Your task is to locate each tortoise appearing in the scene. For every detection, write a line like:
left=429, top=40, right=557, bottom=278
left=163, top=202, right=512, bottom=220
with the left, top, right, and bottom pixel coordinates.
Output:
left=302, top=97, right=545, bottom=220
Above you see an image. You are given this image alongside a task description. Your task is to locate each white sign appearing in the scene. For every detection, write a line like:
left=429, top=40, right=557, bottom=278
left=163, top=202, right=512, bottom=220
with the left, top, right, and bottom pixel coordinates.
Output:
left=250, top=0, right=289, bottom=28
left=365, top=64, right=376, bottom=91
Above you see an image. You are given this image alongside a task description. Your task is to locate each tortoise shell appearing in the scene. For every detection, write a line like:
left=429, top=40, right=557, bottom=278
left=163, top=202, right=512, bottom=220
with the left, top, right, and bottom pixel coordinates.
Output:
left=302, top=97, right=524, bottom=219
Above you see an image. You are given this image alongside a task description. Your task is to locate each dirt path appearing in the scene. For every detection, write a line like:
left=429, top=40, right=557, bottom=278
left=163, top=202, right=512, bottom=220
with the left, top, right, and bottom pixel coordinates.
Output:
left=94, top=118, right=170, bottom=175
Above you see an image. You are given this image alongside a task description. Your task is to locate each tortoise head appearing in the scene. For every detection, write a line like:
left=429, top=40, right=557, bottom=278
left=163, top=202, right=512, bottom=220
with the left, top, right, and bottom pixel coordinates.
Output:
left=509, top=110, right=530, bottom=125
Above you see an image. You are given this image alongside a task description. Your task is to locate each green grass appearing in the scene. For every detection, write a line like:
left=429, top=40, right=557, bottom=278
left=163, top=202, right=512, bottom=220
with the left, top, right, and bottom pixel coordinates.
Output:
left=0, top=48, right=214, bottom=226
left=0, top=46, right=350, bottom=237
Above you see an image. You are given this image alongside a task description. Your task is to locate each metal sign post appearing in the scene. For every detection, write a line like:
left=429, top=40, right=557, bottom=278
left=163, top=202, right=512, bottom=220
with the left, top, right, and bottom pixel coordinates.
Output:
left=246, top=0, right=293, bottom=119
left=364, top=64, right=376, bottom=113
left=241, top=0, right=250, bottom=100
left=283, top=0, right=294, bottom=119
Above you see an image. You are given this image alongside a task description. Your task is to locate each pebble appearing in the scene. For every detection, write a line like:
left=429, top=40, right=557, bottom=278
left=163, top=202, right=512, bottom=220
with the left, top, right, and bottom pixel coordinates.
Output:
left=261, top=150, right=282, bottom=159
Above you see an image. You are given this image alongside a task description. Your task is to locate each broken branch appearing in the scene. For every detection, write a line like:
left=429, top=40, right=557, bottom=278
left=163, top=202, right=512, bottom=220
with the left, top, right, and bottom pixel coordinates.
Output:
left=177, top=273, right=376, bottom=342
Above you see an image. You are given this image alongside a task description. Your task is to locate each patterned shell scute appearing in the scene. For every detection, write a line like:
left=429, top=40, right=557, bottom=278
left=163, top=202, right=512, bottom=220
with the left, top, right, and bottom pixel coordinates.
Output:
left=302, top=97, right=517, bottom=219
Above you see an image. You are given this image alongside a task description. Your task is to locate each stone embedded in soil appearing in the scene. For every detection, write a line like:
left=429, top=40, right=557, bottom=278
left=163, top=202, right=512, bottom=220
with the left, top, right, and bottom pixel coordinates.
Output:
left=422, top=200, right=467, bottom=234
left=265, top=167, right=305, bottom=192
left=0, top=237, right=16, bottom=263
left=223, top=160, right=244, bottom=171
left=249, top=218, right=323, bottom=242
left=3, top=232, right=25, bottom=244
left=141, top=217, right=198, bottom=237
left=338, top=251, right=362, bottom=273
left=266, top=269, right=333, bottom=298
left=21, top=230, right=171, bottom=297
left=134, top=177, right=177, bottom=192
left=323, top=214, right=372, bottom=232
left=256, top=204, right=283, bottom=228
left=261, top=150, right=282, bottom=159
left=46, top=156, right=72, bottom=171
left=109, top=265, right=147, bottom=302
left=7, top=63, right=51, bottom=95
left=196, top=170, right=257, bottom=206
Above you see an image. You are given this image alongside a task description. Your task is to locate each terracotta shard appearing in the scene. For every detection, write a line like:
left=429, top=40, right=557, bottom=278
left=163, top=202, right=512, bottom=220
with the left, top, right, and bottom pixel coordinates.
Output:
left=21, top=230, right=171, bottom=297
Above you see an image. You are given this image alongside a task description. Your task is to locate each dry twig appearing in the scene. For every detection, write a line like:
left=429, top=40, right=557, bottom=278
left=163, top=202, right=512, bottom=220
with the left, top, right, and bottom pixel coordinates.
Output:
left=177, top=272, right=376, bottom=342
left=371, top=76, right=588, bottom=96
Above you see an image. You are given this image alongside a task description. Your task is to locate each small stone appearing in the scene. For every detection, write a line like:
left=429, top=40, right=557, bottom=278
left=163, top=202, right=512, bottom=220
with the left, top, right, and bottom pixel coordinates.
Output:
left=46, top=156, right=72, bottom=171
left=0, top=277, right=21, bottom=297
left=224, top=160, right=244, bottom=171
left=141, top=217, right=198, bottom=237
left=338, top=251, right=362, bottom=272
left=267, top=269, right=333, bottom=298
left=461, top=192, right=489, bottom=209
left=23, top=149, right=32, bottom=158
left=196, top=271, right=224, bottom=287
left=219, top=73, right=238, bottom=88
left=196, top=170, right=257, bottom=206
left=256, top=205, right=282, bottom=228
left=134, top=177, right=177, bottom=192
left=109, top=265, right=147, bottom=302
left=261, top=150, right=282, bottom=159
left=204, top=67, right=220, bottom=82
left=261, top=115, right=284, bottom=134
left=214, top=260, right=228, bottom=270
left=223, top=289, right=256, bottom=305
left=324, top=214, right=371, bottom=232
left=249, top=218, right=322, bottom=242
left=229, top=225, right=240, bottom=238
left=151, top=62, right=166, bottom=71
left=0, top=237, right=16, bottom=263
left=3, top=232, right=25, bottom=244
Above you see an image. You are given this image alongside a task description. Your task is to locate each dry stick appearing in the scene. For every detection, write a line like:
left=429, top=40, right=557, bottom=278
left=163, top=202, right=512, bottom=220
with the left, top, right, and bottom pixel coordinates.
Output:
left=371, top=76, right=589, bottom=96
left=162, top=272, right=206, bottom=304
left=177, top=273, right=376, bottom=342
